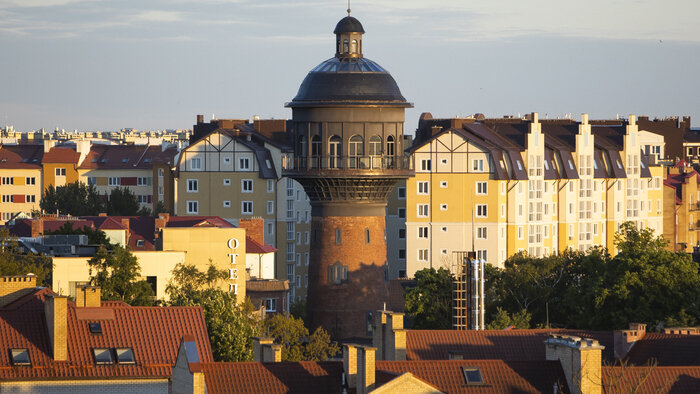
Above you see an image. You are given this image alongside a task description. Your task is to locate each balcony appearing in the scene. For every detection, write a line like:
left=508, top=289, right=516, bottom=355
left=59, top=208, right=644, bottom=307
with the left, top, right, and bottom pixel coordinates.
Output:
left=283, top=155, right=413, bottom=178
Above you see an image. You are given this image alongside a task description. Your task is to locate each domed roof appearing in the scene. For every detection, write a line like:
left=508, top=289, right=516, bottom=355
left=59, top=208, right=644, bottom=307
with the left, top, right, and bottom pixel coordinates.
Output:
left=334, top=16, right=364, bottom=34
left=287, top=57, right=410, bottom=107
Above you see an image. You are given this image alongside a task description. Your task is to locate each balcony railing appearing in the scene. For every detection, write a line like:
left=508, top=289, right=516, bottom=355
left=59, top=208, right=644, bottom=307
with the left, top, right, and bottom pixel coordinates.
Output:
left=283, top=155, right=413, bottom=172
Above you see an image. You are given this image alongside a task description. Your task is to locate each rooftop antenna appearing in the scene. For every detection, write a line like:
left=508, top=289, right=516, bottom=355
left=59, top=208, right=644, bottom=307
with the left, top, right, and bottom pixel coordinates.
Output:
left=347, top=0, right=351, bottom=15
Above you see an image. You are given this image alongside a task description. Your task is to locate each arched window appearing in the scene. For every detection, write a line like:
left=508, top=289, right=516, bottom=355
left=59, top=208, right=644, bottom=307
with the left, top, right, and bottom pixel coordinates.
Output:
left=329, top=135, right=341, bottom=168
left=386, top=135, right=395, bottom=156
left=349, top=135, right=364, bottom=168
left=343, top=39, right=349, bottom=53
left=350, top=39, right=357, bottom=53
left=337, top=39, right=341, bottom=53
left=369, top=135, right=382, bottom=156
left=311, top=135, right=321, bottom=168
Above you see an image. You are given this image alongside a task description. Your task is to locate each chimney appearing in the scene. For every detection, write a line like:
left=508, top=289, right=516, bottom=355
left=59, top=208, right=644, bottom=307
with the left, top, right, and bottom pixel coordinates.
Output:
left=44, top=294, right=68, bottom=361
left=372, top=310, right=387, bottom=359
left=196, top=114, right=204, bottom=124
left=613, top=323, right=646, bottom=359
left=343, top=344, right=358, bottom=389
left=581, top=113, right=589, bottom=125
left=357, top=346, right=376, bottom=394
left=252, top=337, right=274, bottom=362
left=98, top=212, right=108, bottom=217
left=155, top=213, right=169, bottom=240
left=545, top=335, right=604, bottom=394
left=0, top=274, right=37, bottom=307
left=532, top=112, right=539, bottom=124
left=262, top=343, right=282, bottom=362
left=120, top=218, right=131, bottom=244
left=75, top=285, right=101, bottom=307
left=31, top=218, right=44, bottom=238
left=239, top=218, right=265, bottom=245
left=373, top=311, right=406, bottom=361
left=172, top=335, right=206, bottom=394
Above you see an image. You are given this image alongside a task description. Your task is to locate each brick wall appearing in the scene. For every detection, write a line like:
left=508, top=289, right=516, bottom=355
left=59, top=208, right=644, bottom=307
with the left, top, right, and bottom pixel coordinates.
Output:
left=0, top=379, right=168, bottom=394
left=0, top=275, right=37, bottom=307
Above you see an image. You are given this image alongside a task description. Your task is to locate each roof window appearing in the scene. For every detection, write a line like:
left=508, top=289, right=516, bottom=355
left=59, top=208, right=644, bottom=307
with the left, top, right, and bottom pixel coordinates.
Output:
left=136, top=239, right=145, bottom=247
left=93, top=348, right=113, bottom=365
left=10, top=349, right=31, bottom=366
left=115, top=348, right=136, bottom=364
left=122, top=158, right=129, bottom=163
left=89, top=322, right=102, bottom=334
left=462, top=366, right=484, bottom=385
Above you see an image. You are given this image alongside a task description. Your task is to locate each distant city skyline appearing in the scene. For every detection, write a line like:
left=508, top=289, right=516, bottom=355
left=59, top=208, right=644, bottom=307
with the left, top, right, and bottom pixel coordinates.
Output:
left=1, top=0, right=698, bottom=134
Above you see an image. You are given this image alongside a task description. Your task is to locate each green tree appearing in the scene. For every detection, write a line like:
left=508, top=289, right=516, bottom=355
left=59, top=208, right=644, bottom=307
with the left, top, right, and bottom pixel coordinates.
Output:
left=0, top=228, right=53, bottom=287
left=405, top=267, right=454, bottom=329
left=88, top=246, right=154, bottom=306
left=41, top=181, right=105, bottom=216
left=486, top=307, right=531, bottom=329
left=166, top=263, right=261, bottom=362
left=290, top=299, right=306, bottom=320
left=44, top=221, right=112, bottom=247
left=262, top=313, right=339, bottom=361
left=107, top=187, right=141, bottom=216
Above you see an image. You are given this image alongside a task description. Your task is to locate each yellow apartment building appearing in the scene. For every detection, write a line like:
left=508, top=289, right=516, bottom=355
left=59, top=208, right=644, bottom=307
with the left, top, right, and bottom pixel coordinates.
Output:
left=0, top=145, right=43, bottom=223
left=41, top=143, right=84, bottom=192
left=401, top=113, right=665, bottom=278
left=663, top=166, right=700, bottom=252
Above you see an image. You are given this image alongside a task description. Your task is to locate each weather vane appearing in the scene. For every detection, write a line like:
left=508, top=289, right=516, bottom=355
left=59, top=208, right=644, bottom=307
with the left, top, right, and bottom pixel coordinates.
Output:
left=347, top=0, right=351, bottom=16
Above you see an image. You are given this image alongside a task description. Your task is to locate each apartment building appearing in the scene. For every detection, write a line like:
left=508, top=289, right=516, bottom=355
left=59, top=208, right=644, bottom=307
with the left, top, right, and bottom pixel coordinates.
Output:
left=0, top=145, right=43, bottom=224
left=401, top=113, right=664, bottom=277
left=78, top=144, right=177, bottom=213
left=663, top=165, right=700, bottom=253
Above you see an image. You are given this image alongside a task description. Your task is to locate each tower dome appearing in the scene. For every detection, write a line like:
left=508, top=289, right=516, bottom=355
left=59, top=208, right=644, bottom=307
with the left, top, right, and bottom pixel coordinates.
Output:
left=286, top=15, right=411, bottom=107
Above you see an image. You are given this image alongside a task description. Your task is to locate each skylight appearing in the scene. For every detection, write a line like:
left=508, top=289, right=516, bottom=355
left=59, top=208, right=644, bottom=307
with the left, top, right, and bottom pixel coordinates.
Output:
left=89, top=322, right=102, bottom=334
left=462, top=367, right=484, bottom=385
left=93, top=348, right=113, bottom=365
left=10, top=349, right=31, bottom=366
left=115, top=348, right=136, bottom=364
left=136, top=239, right=145, bottom=247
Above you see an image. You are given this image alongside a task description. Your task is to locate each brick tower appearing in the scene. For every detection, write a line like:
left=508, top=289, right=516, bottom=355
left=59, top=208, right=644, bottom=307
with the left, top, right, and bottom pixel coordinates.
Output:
left=285, top=12, right=412, bottom=339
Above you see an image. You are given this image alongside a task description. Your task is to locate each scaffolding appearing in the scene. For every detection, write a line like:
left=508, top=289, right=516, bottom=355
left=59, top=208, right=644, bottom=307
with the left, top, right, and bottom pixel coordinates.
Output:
left=452, top=251, right=485, bottom=330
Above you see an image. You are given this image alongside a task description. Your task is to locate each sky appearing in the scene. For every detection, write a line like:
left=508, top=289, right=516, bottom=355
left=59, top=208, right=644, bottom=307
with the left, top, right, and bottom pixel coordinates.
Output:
left=0, top=0, right=698, bottom=135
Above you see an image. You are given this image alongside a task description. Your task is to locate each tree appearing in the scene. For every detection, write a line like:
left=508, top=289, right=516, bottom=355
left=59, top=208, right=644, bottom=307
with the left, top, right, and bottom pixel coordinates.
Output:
left=88, top=245, right=154, bottom=306
left=262, top=313, right=339, bottom=361
left=107, top=187, right=141, bottom=216
left=44, top=221, right=112, bottom=247
left=0, top=228, right=53, bottom=287
left=166, top=263, right=261, bottom=362
left=41, top=181, right=105, bottom=216
left=486, top=307, right=531, bottom=329
left=405, top=267, right=454, bottom=329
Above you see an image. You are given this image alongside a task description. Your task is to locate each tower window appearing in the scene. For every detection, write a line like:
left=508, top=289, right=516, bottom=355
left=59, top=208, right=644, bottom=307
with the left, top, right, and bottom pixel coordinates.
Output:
left=365, top=228, right=370, bottom=244
left=351, top=39, right=357, bottom=53
left=335, top=228, right=341, bottom=244
left=329, top=262, right=348, bottom=284
left=343, top=39, right=349, bottom=53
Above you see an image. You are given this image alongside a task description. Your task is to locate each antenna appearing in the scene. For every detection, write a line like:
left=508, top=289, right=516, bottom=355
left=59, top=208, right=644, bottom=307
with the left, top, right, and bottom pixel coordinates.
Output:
left=347, top=0, right=351, bottom=15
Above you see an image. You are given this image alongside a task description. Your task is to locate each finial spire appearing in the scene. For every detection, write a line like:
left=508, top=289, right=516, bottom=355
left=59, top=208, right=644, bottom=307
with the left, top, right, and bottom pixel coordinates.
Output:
left=347, top=0, right=351, bottom=16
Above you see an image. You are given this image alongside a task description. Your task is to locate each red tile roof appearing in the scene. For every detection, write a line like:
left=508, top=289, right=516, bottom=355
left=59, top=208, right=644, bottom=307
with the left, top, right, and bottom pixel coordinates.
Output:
left=246, top=280, right=289, bottom=292
left=375, top=359, right=567, bottom=393
left=200, top=361, right=343, bottom=394
left=602, top=365, right=700, bottom=394
left=41, top=147, right=80, bottom=163
left=0, top=288, right=212, bottom=381
left=0, top=145, right=44, bottom=169
left=406, top=329, right=614, bottom=362
left=664, top=170, right=700, bottom=205
left=246, top=236, right=277, bottom=254
left=625, top=333, right=700, bottom=366
left=78, top=145, right=177, bottom=169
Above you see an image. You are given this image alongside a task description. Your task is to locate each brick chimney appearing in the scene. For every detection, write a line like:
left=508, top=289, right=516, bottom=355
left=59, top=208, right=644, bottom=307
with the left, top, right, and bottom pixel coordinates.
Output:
left=613, top=323, right=646, bottom=359
left=372, top=310, right=406, bottom=361
left=239, top=218, right=265, bottom=245
left=252, top=337, right=274, bottom=362
left=44, top=294, right=68, bottom=361
left=0, top=274, right=37, bottom=307
left=545, top=334, right=604, bottom=394
left=31, top=218, right=44, bottom=237
left=75, top=285, right=101, bottom=307
left=154, top=213, right=169, bottom=240
left=172, top=335, right=206, bottom=394
left=357, top=346, right=376, bottom=394
left=120, top=218, right=131, bottom=244
left=343, top=344, right=358, bottom=389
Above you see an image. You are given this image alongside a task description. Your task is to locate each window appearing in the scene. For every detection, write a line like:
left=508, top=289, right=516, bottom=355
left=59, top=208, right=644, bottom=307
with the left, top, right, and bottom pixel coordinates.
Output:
left=418, top=226, right=428, bottom=238
left=115, top=348, right=136, bottom=364
left=187, top=201, right=198, bottom=214
left=55, top=168, right=66, bottom=176
left=305, top=231, right=309, bottom=245
left=187, top=179, right=198, bottom=192
left=242, top=179, right=253, bottom=192
left=328, top=262, right=348, bottom=284
left=267, top=179, right=274, bottom=192
left=26, top=177, right=36, bottom=185
left=477, top=250, right=487, bottom=261
left=190, top=157, right=201, bottom=170
left=418, top=249, right=429, bottom=261
left=87, top=177, right=96, bottom=185
left=223, top=200, right=231, bottom=208
left=440, top=204, right=448, bottom=211
left=241, top=201, right=253, bottom=214
left=239, top=157, right=250, bottom=170
left=108, top=177, right=120, bottom=186
left=417, top=204, right=429, bottom=217
left=2, top=177, right=13, bottom=185
left=476, top=181, right=487, bottom=195
left=137, top=195, right=149, bottom=204
left=473, top=159, right=485, bottom=172
left=477, top=227, right=487, bottom=239
left=420, top=159, right=431, bottom=171
left=158, top=168, right=164, bottom=177
left=267, top=201, right=274, bottom=214
left=93, top=348, right=113, bottom=365
left=365, top=228, right=371, bottom=244
left=287, top=243, right=295, bottom=261
left=462, top=367, right=484, bottom=385
left=267, top=222, right=273, bottom=235
left=335, top=228, right=342, bottom=244
left=476, top=204, right=487, bottom=218
left=137, top=177, right=149, bottom=186
left=10, top=349, right=30, bottom=366
left=26, top=195, right=36, bottom=203
left=223, top=179, right=231, bottom=186
left=440, top=181, right=448, bottom=188
left=398, top=249, right=406, bottom=259
left=398, top=208, right=406, bottom=219
left=89, top=322, right=102, bottom=334
left=136, top=239, right=145, bottom=247
left=158, top=186, right=164, bottom=196
left=397, top=187, right=406, bottom=199
left=264, top=299, right=277, bottom=312
left=2, top=195, right=13, bottom=203
left=398, top=228, right=406, bottom=239
left=417, top=181, right=429, bottom=195
left=518, top=226, right=523, bottom=240
left=305, top=253, right=310, bottom=266
left=501, top=204, right=505, bottom=218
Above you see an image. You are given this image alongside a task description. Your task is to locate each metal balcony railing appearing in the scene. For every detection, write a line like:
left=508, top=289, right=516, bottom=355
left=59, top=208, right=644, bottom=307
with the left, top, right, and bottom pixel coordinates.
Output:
left=283, top=155, right=413, bottom=172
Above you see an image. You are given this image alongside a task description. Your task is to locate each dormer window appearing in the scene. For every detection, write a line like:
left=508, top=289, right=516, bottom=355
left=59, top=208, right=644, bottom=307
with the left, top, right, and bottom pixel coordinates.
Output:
left=10, top=349, right=31, bottom=366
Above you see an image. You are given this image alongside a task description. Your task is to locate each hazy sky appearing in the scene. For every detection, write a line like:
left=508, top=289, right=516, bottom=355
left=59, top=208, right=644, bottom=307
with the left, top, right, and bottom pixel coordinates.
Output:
left=1, top=0, right=698, bottom=134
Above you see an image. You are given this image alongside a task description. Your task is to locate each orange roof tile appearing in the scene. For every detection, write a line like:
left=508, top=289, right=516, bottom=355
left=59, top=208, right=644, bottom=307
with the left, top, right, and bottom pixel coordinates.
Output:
left=602, top=365, right=700, bottom=394
left=78, top=145, right=176, bottom=170
left=41, top=147, right=80, bottom=163
left=0, top=288, right=212, bottom=381
left=200, top=361, right=343, bottom=394
left=0, top=145, right=44, bottom=169
left=246, top=236, right=277, bottom=254
left=625, top=333, right=700, bottom=366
